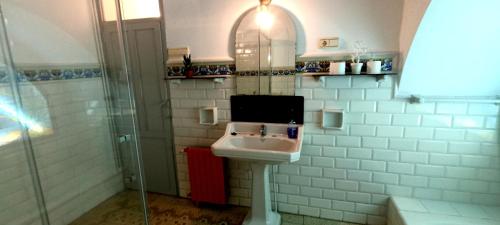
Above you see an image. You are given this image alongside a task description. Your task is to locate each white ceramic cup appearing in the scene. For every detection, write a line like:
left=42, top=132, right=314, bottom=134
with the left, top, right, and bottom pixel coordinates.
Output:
left=367, top=61, right=382, bottom=74
left=350, top=63, right=363, bottom=74
left=329, top=61, right=346, bottom=75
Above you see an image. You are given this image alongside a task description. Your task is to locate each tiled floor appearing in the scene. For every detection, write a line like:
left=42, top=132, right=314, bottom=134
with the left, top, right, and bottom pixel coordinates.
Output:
left=70, top=191, right=249, bottom=225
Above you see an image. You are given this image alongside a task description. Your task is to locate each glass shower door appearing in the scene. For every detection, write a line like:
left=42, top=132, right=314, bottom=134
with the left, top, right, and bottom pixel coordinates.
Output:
left=0, top=0, right=149, bottom=224
left=0, top=5, right=48, bottom=225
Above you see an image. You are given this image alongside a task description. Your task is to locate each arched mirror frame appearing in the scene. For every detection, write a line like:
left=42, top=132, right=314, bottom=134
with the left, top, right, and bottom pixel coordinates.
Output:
left=234, top=5, right=297, bottom=96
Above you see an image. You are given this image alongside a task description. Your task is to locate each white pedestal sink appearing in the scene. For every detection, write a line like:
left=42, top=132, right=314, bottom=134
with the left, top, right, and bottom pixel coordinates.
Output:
left=212, top=122, right=304, bottom=225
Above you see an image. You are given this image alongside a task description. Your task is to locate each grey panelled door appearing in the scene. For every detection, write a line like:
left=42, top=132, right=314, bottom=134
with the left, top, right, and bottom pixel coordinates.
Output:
left=102, top=19, right=177, bottom=195
left=125, top=19, right=177, bottom=195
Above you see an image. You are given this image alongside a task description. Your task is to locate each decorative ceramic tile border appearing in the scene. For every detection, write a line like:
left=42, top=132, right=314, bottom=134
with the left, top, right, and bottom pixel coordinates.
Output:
left=166, top=63, right=236, bottom=76
left=166, top=64, right=296, bottom=77
left=236, top=69, right=296, bottom=76
left=0, top=65, right=102, bottom=83
left=166, top=54, right=396, bottom=77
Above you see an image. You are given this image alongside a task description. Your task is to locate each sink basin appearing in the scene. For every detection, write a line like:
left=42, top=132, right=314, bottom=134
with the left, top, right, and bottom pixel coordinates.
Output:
left=229, top=136, right=296, bottom=151
left=212, top=122, right=303, bottom=163
left=211, top=122, right=304, bottom=225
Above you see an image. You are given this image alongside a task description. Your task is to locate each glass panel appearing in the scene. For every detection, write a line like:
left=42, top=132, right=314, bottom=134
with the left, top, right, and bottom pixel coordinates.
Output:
left=0, top=0, right=149, bottom=224
left=0, top=85, right=47, bottom=225
left=109, top=0, right=179, bottom=223
left=113, top=0, right=177, bottom=222
left=95, top=0, right=155, bottom=223
left=0, top=5, right=47, bottom=224
left=102, top=0, right=160, bottom=21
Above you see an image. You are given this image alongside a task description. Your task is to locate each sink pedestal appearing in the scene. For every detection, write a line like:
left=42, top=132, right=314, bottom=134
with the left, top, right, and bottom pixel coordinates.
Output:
left=211, top=122, right=304, bottom=225
left=243, top=163, right=280, bottom=225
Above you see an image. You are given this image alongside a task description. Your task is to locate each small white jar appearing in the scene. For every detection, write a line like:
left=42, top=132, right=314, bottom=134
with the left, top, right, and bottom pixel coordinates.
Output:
left=329, top=61, right=346, bottom=75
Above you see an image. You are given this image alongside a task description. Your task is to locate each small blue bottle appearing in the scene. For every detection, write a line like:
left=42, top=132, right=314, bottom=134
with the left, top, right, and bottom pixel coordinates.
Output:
left=287, top=120, right=298, bottom=139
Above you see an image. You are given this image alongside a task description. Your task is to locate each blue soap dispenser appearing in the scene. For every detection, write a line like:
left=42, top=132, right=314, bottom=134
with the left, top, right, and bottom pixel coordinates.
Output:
left=287, top=120, right=298, bottom=139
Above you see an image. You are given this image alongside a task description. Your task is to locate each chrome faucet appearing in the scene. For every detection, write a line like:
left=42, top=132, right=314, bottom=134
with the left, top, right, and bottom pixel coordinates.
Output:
left=260, top=124, right=267, bottom=137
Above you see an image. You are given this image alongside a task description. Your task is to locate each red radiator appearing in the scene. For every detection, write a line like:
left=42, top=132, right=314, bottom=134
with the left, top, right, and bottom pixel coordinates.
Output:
left=185, top=147, right=227, bottom=205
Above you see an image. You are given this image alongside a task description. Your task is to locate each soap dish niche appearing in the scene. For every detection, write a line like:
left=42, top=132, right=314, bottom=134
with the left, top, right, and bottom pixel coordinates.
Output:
left=199, top=107, right=218, bottom=125
left=322, top=109, right=344, bottom=130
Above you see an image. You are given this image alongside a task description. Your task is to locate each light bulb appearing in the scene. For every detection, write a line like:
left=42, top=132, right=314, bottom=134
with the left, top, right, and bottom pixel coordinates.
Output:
left=256, top=5, right=274, bottom=30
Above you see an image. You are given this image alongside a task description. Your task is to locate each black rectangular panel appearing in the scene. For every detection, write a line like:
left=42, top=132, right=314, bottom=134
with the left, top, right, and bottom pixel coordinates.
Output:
left=230, top=95, right=304, bottom=124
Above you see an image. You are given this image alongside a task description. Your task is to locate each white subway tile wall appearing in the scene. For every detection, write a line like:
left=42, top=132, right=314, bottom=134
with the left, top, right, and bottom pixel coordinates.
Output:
left=168, top=78, right=254, bottom=206
left=0, top=79, right=123, bottom=225
left=168, top=76, right=499, bottom=225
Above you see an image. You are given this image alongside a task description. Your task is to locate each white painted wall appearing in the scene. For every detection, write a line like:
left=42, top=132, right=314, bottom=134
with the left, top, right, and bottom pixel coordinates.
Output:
left=1, top=0, right=404, bottom=64
left=1, top=0, right=99, bottom=65
left=398, top=0, right=430, bottom=70
left=398, top=0, right=500, bottom=97
left=164, top=0, right=404, bottom=61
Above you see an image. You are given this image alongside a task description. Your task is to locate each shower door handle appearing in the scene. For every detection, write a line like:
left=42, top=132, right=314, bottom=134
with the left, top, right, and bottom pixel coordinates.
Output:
left=160, top=99, right=169, bottom=107
left=159, top=99, right=171, bottom=119
left=118, top=134, right=131, bottom=143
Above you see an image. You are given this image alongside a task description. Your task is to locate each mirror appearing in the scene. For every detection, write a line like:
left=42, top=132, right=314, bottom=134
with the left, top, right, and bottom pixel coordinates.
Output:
left=234, top=5, right=296, bottom=96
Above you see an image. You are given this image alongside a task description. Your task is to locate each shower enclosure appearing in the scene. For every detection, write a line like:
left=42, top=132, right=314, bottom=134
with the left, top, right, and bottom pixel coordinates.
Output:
left=0, top=0, right=163, bottom=224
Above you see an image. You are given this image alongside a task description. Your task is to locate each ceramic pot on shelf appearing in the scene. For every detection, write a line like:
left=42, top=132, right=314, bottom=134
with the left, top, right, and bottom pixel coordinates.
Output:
left=184, top=69, right=194, bottom=78
left=367, top=61, right=382, bottom=74
left=350, top=62, right=363, bottom=74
